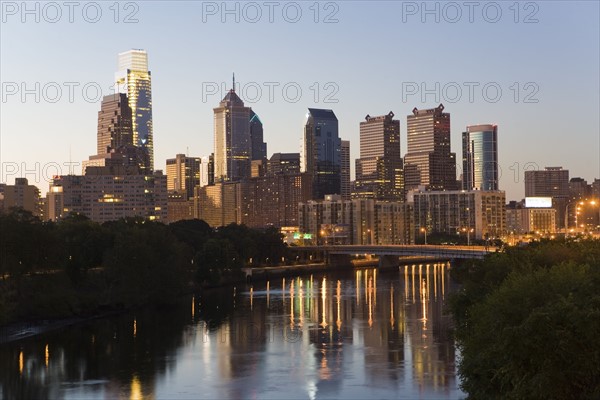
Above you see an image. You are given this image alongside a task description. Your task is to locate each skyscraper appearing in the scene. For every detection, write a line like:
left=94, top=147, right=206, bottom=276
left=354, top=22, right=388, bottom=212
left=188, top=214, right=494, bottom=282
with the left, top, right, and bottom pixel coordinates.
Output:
left=166, top=154, right=201, bottom=200
left=354, top=112, right=404, bottom=200
left=97, top=93, right=133, bottom=155
left=249, top=110, right=267, bottom=161
left=213, top=81, right=252, bottom=182
left=462, top=124, right=499, bottom=191
left=341, top=140, right=351, bottom=200
left=115, top=49, right=154, bottom=171
left=301, top=108, right=341, bottom=199
left=404, top=104, right=457, bottom=191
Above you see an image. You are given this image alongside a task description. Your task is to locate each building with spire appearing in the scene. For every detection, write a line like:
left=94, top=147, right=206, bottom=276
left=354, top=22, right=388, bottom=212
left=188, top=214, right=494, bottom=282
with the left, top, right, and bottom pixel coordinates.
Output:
left=213, top=75, right=253, bottom=182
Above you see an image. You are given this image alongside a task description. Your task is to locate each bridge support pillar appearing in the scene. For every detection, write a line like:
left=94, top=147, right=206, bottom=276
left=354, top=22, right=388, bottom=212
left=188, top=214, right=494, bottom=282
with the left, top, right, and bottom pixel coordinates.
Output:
left=378, top=255, right=398, bottom=269
left=328, top=253, right=352, bottom=268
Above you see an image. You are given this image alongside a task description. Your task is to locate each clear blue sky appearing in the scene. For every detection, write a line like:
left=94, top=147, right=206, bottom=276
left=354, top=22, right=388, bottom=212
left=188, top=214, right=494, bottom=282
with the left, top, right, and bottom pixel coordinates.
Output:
left=1, top=1, right=599, bottom=200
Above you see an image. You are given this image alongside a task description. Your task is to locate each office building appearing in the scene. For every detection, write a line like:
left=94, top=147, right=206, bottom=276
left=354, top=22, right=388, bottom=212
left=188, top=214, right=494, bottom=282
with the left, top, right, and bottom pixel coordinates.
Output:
left=506, top=201, right=556, bottom=234
left=115, top=49, right=154, bottom=171
left=462, top=124, right=498, bottom=191
left=250, top=110, right=267, bottom=161
left=301, top=108, right=342, bottom=199
left=524, top=167, right=569, bottom=229
left=298, top=195, right=413, bottom=245
left=1, top=178, right=41, bottom=216
left=410, top=189, right=505, bottom=240
left=267, top=153, right=301, bottom=176
left=213, top=82, right=253, bottom=182
left=47, top=172, right=167, bottom=223
left=341, top=140, right=351, bottom=200
left=404, top=104, right=457, bottom=191
left=166, top=154, right=201, bottom=199
left=354, top=112, right=404, bottom=200
left=97, top=93, right=133, bottom=155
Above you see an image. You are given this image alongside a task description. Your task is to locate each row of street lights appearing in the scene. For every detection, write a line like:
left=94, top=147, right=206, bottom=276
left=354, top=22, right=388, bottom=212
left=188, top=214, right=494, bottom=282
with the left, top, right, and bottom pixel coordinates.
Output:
left=565, top=199, right=598, bottom=232
left=419, top=227, right=474, bottom=245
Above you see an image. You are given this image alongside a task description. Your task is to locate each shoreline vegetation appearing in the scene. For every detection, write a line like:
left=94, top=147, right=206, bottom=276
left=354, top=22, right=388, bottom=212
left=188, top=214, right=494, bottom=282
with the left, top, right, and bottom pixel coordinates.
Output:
left=449, top=238, right=600, bottom=399
left=0, top=208, right=291, bottom=334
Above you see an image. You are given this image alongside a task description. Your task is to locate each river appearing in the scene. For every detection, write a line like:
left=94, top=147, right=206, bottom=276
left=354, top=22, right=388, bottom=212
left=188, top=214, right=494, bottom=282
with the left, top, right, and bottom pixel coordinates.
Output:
left=0, top=263, right=464, bottom=399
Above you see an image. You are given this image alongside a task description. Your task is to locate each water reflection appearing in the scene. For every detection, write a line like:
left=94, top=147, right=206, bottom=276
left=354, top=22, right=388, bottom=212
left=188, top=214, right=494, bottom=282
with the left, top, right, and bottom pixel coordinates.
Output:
left=0, top=264, right=462, bottom=399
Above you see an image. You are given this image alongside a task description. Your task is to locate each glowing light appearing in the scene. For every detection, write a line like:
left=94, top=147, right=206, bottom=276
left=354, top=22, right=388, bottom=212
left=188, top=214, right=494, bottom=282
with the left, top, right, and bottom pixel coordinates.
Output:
left=19, top=351, right=23, bottom=374
left=133, top=318, right=137, bottom=338
left=130, top=375, right=143, bottom=400
left=45, top=344, right=49, bottom=368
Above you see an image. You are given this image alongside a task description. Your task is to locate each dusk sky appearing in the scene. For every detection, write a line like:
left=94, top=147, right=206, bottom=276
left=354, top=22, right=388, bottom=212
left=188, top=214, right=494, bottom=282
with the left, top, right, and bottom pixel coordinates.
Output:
left=1, top=1, right=599, bottom=200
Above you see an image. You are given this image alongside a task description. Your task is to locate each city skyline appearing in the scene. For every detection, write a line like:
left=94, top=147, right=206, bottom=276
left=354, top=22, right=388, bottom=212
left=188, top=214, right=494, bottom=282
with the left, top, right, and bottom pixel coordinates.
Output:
left=1, top=2, right=599, bottom=201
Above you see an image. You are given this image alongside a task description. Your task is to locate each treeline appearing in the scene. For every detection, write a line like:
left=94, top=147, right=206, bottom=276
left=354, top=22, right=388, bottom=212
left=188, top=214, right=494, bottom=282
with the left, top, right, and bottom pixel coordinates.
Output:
left=450, top=239, right=600, bottom=399
left=0, top=208, right=287, bottom=325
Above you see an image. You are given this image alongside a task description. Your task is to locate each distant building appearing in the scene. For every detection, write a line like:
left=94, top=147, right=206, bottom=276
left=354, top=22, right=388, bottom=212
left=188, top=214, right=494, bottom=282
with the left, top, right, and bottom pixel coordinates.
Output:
left=354, top=112, right=404, bottom=200
left=506, top=201, right=556, bottom=234
left=213, top=83, right=252, bottom=182
left=569, top=177, right=590, bottom=200
left=301, top=108, right=341, bottom=199
left=1, top=178, right=41, bottom=216
left=525, top=167, right=569, bottom=229
left=410, top=189, right=505, bottom=240
left=404, top=104, right=457, bottom=191
left=166, top=154, right=201, bottom=200
left=115, top=49, right=154, bottom=171
left=193, top=182, right=243, bottom=227
left=200, top=154, right=215, bottom=187
left=249, top=110, right=267, bottom=161
left=298, top=195, right=413, bottom=245
left=167, top=192, right=194, bottom=223
left=462, top=124, right=498, bottom=191
left=97, top=93, right=133, bottom=155
left=47, top=172, right=167, bottom=223
left=267, top=153, right=301, bottom=176
left=341, top=140, right=351, bottom=200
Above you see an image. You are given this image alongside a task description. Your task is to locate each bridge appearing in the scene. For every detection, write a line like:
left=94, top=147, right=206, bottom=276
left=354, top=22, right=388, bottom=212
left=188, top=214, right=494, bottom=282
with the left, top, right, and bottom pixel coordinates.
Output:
left=292, top=244, right=499, bottom=268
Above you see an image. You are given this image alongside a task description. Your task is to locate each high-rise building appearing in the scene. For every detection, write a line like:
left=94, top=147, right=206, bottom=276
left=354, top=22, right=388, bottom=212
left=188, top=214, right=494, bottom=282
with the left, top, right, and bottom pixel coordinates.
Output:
left=97, top=93, right=133, bottom=155
left=301, top=108, right=341, bottom=199
left=213, top=82, right=252, bottom=182
left=341, top=140, right=351, bottom=200
left=115, top=49, right=154, bottom=171
left=410, top=189, right=505, bottom=240
left=166, top=154, right=201, bottom=200
left=298, top=196, right=413, bottom=245
left=525, top=167, right=569, bottom=229
left=249, top=110, right=267, bottom=161
left=404, top=104, right=457, bottom=191
left=1, top=178, right=41, bottom=216
left=47, top=172, right=167, bottom=223
left=462, top=124, right=499, bottom=191
left=569, top=177, right=590, bottom=200
left=354, top=112, right=404, bottom=200
left=267, top=153, right=301, bottom=176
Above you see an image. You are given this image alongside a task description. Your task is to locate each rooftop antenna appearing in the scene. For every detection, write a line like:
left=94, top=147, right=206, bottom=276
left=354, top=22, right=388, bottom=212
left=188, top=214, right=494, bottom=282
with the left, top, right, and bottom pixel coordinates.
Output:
left=232, top=72, right=235, bottom=92
left=186, top=146, right=189, bottom=157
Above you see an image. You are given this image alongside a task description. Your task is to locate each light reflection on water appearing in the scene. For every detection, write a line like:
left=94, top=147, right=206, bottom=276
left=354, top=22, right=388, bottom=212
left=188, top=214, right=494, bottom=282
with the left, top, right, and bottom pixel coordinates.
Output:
left=0, top=265, right=464, bottom=399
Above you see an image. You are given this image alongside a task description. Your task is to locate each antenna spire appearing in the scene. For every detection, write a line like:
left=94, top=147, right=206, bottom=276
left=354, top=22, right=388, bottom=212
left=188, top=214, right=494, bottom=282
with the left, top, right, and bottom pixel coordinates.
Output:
left=232, top=72, right=235, bottom=92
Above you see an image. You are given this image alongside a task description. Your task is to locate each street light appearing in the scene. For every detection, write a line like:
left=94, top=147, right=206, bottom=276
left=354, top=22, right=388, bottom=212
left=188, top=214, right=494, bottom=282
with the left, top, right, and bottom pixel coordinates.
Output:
left=462, top=227, right=474, bottom=246
left=420, top=227, right=427, bottom=245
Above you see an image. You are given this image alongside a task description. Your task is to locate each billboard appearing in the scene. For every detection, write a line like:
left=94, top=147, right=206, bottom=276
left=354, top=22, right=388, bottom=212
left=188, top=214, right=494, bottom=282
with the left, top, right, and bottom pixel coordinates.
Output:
left=525, top=197, right=552, bottom=208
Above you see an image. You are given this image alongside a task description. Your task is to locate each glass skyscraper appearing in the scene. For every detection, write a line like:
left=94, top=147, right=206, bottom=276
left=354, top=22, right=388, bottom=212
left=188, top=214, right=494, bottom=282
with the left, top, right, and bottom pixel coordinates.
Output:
left=462, top=124, right=499, bottom=191
left=249, top=110, right=267, bottom=161
left=115, top=49, right=154, bottom=172
left=301, top=108, right=341, bottom=199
